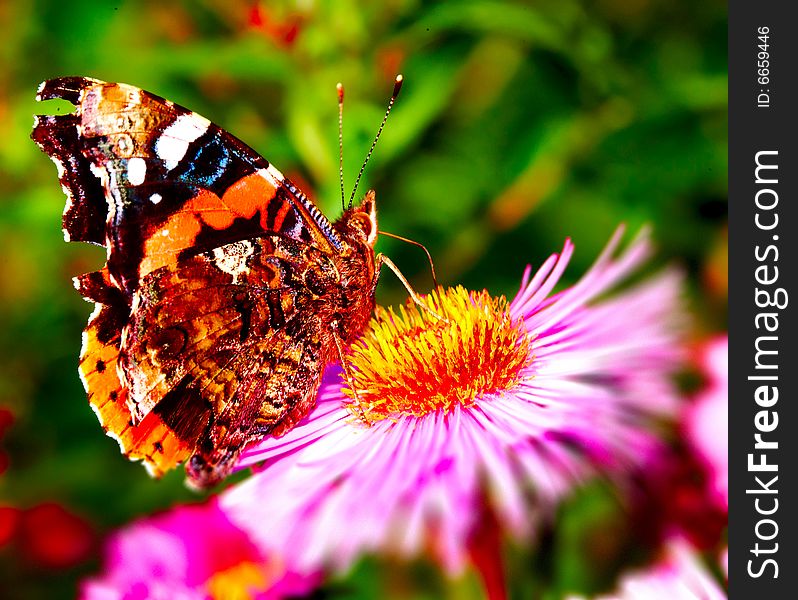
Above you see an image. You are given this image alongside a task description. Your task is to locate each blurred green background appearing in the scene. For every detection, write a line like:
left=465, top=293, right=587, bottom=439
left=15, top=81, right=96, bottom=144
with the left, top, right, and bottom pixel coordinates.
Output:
left=0, top=0, right=726, bottom=598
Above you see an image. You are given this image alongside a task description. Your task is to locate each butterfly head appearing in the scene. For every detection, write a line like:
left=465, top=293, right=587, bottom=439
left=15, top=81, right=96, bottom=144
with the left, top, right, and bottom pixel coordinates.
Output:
left=186, top=447, right=240, bottom=490
left=336, top=189, right=378, bottom=249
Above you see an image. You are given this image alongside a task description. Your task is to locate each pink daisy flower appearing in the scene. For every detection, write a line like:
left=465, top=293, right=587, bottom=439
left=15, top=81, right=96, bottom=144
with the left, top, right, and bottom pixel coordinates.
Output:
left=685, top=337, right=728, bottom=508
left=221, top=227, right=684, bottom=576
left=82, top=499, right=319, bottom=600
left=627, top=337, right=728, bottom=552
left=567, top=540, right=726, bottom=600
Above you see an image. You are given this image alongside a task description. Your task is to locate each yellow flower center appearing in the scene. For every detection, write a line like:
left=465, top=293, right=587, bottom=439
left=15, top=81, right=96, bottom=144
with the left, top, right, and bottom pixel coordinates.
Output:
left=206, top=561, right=269, bottom=600
left=344, top=286, right=532, bottom=424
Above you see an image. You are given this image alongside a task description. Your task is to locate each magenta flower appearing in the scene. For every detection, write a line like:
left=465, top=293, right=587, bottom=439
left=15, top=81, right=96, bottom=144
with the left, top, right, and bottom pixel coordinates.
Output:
left=627, top=336, right=727, bottom=552
left=568, top=540, right=727, bottom=600
left=82, top=499, right=319, bottom=600
left=221, top=227, right=684, bottom=575
left=685, top=336, right=728, bottom=508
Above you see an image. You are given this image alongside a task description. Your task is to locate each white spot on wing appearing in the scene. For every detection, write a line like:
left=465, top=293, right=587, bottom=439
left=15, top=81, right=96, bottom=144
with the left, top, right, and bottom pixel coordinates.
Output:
left=127, top=157, right=147, bottom=186
left=257, top=165, right=285, bottom=187
left=47, top=154, right=76, bottom=241
left=213, top=241, right=254, bottom=284
left=89, top=163, right=105, bottom=180
left=154, top=113, right=211, bottom=171
left=126, top=89, right=142, bottom=110
left=51, top=155, right=66, bottom=179
left=150, top=193, right=163, bottom=204
left=78, top=302, right=105, bottom=394
left=288, top=221, right=303, bottom=238
left=88, top=161, right=112, bottom=206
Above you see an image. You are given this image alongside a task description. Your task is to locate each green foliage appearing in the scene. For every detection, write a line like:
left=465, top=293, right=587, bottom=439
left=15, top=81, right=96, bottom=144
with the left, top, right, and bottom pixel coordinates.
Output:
left=0, top=0, right=726, bottom=597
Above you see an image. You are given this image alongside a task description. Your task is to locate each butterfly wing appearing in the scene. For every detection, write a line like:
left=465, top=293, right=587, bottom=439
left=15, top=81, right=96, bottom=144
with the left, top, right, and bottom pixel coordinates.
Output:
left=32, top=77, right=345, bottom=479
left=75, top=268, right=194, bottom=475
left=123, top=236, right=336, bottom=484
left=32, top=76, right=344, bottom=293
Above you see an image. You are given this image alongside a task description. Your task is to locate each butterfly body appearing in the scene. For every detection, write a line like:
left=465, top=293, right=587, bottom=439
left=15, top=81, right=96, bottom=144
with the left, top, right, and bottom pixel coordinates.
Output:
left=32, top=77, right=378, bottom=487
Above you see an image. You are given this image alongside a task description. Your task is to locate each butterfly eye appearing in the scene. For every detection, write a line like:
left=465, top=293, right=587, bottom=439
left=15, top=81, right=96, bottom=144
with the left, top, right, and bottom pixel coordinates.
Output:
left=349, top=212, right=375, bottom=243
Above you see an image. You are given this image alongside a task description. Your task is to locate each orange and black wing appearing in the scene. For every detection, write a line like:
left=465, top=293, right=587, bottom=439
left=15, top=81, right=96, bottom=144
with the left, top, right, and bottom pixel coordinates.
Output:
left=74, top=267, right=193, bottom=475
left=119, top=236, right=336, bottom=484
left=32, top=76, right=344, bottom=292
left=31, top=77, right=343, bottom=478
left=74, top=236, right=335, bottom=480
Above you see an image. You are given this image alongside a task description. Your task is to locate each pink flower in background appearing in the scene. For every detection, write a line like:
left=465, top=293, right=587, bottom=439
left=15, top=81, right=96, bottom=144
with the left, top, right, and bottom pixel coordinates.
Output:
left=221, top=227, right=685, bottom=576
left=82, top=499, right=318, bottom=600
left=568, top=540, right=726, bottom=600
left=629, top=442, right=727, bottom=552
left=685, top=337, right=728, bottom=508
left=628, top=337, right=727, bottom=552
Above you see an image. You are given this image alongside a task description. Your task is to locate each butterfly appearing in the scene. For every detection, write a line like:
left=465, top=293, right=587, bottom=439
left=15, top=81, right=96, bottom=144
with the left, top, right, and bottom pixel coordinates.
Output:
left=31, top=76, right=403, bottom=487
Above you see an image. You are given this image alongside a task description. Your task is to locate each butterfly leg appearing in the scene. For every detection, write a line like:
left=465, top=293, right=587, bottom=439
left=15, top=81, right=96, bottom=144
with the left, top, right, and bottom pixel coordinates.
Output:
left=331, top=323, right=368, bottom=423
left=376, top=254, right=449, bottom=323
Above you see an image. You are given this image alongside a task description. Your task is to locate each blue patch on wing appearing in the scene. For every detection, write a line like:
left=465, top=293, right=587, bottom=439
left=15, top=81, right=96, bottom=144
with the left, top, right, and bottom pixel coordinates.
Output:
left=175, top=134, right=234, bottom=189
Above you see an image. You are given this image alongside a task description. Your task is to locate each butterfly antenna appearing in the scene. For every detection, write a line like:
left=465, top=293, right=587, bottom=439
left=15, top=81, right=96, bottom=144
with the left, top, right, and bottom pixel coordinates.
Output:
left=348, top=74, right=403, bottom=210
left=379, top=230, right=439, bottom=289
left=337, top=82, right=346, bottom=213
